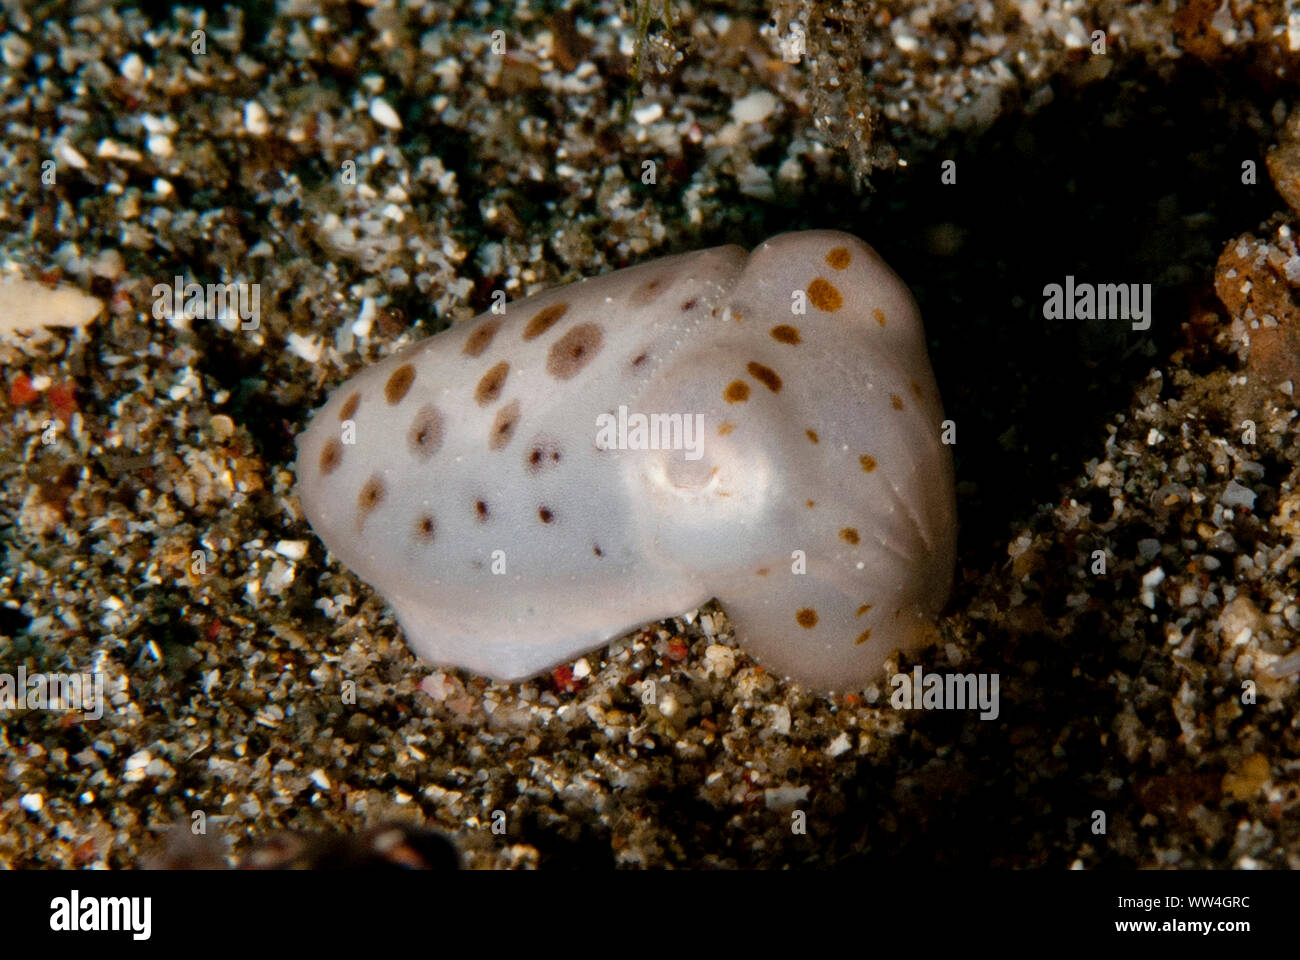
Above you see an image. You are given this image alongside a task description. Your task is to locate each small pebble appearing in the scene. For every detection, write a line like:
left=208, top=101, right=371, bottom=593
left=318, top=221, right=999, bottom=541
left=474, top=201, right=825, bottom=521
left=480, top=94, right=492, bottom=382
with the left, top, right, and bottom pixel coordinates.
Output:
left=119, top=52, right=144, bottom=82
left=244, top=101, right=270, bottom=135
left=1221, top=480, right=1256, bottom=511
left=731, top=90, right=777, bottom=124
left=146, top=134, right=174, bottom=158
left=369, top=97, right=402, bottom=130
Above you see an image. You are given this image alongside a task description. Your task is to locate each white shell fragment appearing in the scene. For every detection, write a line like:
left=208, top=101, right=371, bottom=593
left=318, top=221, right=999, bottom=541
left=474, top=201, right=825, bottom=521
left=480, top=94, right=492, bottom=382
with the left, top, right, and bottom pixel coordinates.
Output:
left=295, top=231, right=956, bottom=690
left=0, top=276, right=103, bottom=334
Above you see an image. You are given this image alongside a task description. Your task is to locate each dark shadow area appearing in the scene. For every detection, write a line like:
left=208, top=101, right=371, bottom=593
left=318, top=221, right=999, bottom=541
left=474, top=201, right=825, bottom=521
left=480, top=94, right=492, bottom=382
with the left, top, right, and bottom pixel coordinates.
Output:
left=871, top=61, right=1277, bottom=576
left=694, top=59, right=1277, bottom=583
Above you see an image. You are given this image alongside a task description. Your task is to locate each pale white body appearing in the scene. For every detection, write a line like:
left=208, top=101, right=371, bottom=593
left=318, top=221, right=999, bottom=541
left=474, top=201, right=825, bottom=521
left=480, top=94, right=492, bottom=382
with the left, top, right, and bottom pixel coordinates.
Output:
left=295, top=231, right=956, bottom=690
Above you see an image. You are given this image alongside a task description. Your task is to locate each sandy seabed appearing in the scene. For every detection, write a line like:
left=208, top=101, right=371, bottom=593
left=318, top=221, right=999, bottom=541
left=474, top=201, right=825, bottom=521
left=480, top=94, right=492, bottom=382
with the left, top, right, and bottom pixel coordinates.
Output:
left=1, top=0, right=1299, bottom=869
